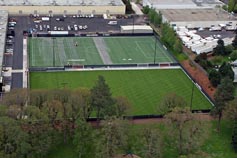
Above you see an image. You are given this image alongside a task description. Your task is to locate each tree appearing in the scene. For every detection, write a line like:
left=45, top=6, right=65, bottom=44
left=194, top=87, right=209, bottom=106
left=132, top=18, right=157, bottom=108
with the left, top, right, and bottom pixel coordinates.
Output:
left=208, top=69, right=221, bottom=87
left=165, top=107, right=208, bottom=155
left=153, top=11, right=162, bottom=27
left=214, top=77, right=235, bottom=131
left=174, top=38, right=183, bottom=54
left=225, top=45, right=234, bottom=55
left=219, top=62, right=235, bottom=81
left=7, top=105, right=23, bottom=119
left=3, top=88, right=28, bottom=107
left=25, top=123, right=56, bottom=158
left=230, top=50, right=237, bottom=61
left=142, top=6, right=150, bottom=14
left=228, top=0, right=237, bottom=12
left=158, top=93, right=187, bottom=114
left=69, top=88, right=92, bottom=122
left=0, top=117, right=31, bottom=158
left=148, top=8, right=156, bottom=23
left=232, top=35, right=237, bottom=48
left=91, top=75, right=115, bottom=120
left=114, top=96, right=131, bottom=117
left=141, top=127, right=162, bottom=158
left=160, top=23, right=176, bottom=49
left=223, top=97, right=237, bottom=152
left=23, top=105, right=48, bottom=122
left=214, top=39, right=225, bottom=56
left=96, top=117, right=128, bottom=158
left=224, top=97, right=237, bottom=120
left=194, top=53, right=207, bottom=63
left=42, top=100, right=63, bottom=127
left=232, top=121, right=237, bottom=152
left=73, top=118, right=95, bottom=158
left=122, top=0, right=133, bottom=14
left=29, top=89, right=49, bottom=109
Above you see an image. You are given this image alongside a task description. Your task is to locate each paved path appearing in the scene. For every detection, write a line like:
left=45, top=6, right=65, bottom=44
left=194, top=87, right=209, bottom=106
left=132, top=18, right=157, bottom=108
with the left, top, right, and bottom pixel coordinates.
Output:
left=93, top=37, right=112, bottom=64
left=22, top=38, right=28, bottom=88
left=131, top=2, right=144, bottom=15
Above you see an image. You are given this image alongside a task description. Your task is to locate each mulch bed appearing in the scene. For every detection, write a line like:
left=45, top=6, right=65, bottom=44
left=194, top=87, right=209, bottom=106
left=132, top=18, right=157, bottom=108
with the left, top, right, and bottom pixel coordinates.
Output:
left=180, top=60, right=216, bottom=100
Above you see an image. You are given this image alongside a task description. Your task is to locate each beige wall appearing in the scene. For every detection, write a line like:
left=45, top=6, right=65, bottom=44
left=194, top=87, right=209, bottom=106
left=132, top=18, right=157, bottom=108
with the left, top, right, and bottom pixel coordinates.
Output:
left=0, top=5, right=125, bottom=15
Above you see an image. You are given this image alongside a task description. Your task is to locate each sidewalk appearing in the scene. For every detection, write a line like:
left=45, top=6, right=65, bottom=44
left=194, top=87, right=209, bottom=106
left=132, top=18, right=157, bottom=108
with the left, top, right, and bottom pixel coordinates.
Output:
left=131, top=2, right=144, bottom=15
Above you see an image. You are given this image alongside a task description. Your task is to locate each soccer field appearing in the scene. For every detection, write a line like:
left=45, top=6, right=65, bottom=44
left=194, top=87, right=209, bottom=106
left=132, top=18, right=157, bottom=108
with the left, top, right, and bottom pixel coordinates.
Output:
left=28, top=37, right=103, bottom=67
left=30, top=69, right=212, bottom=115
left=28, top=36, right=175, bottom=67
left=104, top=36, right=174, bottom=64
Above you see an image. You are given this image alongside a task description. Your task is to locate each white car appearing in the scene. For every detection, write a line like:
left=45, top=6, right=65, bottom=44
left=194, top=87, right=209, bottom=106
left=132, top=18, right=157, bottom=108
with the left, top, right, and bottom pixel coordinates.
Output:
left=68, top=25, right=71, bottom=30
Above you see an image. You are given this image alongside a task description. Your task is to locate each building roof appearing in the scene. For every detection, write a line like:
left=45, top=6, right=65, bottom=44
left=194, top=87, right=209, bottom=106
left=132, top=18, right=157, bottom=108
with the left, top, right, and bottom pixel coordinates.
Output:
left=233, top=67, right=237, bottom=83
left=145, top=0, right=224, bottom=9
left=160, top=9, right=236, bottom=22
left=121, top=25, right=153, bottom=30
left=0, top=10, right=8, bottom=78
left=148, top=0, right=196, bottom=6
left=0, top=0, right=124, bottom=6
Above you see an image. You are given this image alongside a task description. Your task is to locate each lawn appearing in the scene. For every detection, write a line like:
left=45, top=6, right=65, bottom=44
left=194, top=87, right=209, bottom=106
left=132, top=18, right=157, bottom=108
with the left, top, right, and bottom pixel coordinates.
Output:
left=30, top=69, right=212, bottom=115
left=104, top=36, right=175, bottom=64
left=28, top=37, right=103, bottom=67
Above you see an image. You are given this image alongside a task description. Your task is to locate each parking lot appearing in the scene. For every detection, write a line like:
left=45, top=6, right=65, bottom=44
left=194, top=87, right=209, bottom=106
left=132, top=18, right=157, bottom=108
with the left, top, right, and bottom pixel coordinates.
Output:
left=27, top=15, right=146, bottom=34
left=3, top=15, right=147, bottom=89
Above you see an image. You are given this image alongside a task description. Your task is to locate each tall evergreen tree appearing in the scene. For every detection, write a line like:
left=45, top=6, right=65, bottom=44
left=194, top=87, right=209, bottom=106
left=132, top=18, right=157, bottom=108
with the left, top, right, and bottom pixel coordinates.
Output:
left=214, top=77, right=235, bottom=131
left=232, top=121, right=237, bottom=152
left=219, top=62, right=235, bottom=81
left=91, top=75, right=115, bottom=120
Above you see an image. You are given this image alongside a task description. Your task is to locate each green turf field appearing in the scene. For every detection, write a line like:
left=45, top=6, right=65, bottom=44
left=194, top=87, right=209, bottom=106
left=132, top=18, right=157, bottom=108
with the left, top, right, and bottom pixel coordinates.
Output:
left=104, top=36, right=174, bottom=64
left=28, top=37, right=103, bottom=67
left=30, top=69, right=212, bottom=115
left=28, top=36, right=175, bottom=67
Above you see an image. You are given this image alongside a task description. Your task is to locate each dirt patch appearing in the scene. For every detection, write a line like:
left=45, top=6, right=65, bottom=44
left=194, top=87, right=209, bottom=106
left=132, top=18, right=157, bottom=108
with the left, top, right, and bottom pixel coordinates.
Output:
left=130, top=113, right=213, bottom=124
left=115, top=154, right=141, bottom=158
left=181, top=60, right=216, bottom=100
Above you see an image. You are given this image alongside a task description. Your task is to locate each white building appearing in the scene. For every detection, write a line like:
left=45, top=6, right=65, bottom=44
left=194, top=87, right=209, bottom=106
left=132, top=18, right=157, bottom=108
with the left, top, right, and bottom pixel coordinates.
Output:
left=143, top=0, right=224, bottom=9
left=0, top=0, right=126, bottom=15
left=160, top=9, right=237, bottom=29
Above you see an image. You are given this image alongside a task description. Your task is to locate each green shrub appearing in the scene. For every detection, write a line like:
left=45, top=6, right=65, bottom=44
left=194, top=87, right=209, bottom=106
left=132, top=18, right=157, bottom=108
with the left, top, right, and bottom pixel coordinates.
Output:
left=230, top=50, right=237, bottom=61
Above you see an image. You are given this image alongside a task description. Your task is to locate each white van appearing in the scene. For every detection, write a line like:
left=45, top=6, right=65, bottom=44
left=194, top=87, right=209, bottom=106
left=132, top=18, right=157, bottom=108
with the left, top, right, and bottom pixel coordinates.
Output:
left=108, top=21, right=117, bottom=25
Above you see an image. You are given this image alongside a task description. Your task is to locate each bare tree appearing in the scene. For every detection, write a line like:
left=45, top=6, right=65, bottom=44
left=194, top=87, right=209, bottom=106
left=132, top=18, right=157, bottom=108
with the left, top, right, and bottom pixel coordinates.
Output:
left=165, top=107, right=208, bottom=155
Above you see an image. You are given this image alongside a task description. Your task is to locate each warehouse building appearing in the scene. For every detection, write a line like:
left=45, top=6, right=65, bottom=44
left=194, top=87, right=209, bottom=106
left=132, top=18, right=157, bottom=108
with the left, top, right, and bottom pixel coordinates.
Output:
left=143, top=0, right=224, bottom=9
left=0, top=10, right=8, bottom=92
left=0, top=0, right=125, bottom=15
left=160, top=9, right=237, bottom=28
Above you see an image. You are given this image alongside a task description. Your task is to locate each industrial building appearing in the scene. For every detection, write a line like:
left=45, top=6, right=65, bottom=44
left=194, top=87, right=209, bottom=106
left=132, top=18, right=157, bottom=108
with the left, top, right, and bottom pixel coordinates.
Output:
left=143, top=0, right=224, bottom=9
left=0, top=10, right=8, bottom=92
left=0, top=0, right=126, bottom=15
left=160, top=9, right=237, bottom=28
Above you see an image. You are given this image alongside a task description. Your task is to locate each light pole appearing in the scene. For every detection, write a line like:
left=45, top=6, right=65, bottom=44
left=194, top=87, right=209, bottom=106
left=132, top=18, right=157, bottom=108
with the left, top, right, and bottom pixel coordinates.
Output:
left=154, top=36, right=157, bottom=64
left=52, top=37, right=56, bottom=67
